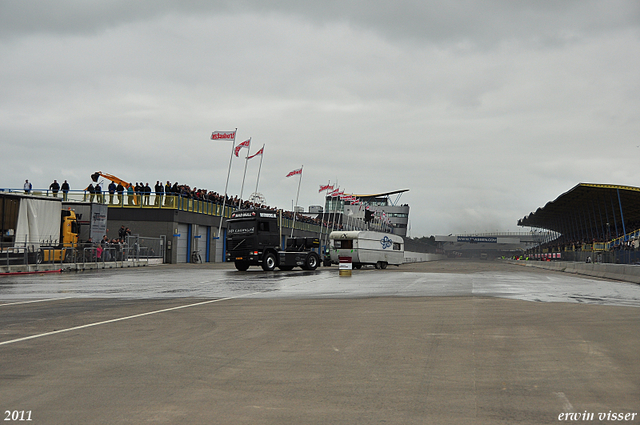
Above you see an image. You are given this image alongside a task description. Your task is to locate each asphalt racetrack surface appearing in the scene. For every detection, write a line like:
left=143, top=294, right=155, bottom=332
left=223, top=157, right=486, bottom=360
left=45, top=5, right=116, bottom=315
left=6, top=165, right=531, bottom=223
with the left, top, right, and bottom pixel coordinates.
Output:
left=1, top=260, right=639, bottom=424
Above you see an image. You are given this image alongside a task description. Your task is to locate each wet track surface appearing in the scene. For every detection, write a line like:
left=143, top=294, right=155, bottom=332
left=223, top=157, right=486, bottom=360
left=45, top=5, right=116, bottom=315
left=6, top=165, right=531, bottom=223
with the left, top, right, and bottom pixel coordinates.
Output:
left=1, top=262, right=640, bottom=307
left=2, top=261, right=639, bottom=424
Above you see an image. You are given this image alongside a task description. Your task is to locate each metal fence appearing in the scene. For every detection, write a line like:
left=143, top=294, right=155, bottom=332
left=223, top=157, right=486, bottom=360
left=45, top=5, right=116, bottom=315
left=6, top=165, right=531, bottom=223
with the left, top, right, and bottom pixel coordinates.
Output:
left=0, top=245, right=40, bottom=266
left=0, top=236, right=164, bottom=268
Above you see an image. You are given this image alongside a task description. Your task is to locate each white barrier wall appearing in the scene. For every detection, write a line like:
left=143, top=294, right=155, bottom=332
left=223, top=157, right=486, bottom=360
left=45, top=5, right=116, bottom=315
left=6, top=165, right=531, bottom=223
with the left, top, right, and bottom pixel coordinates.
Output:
left=404, top=251, right=446, bottom=263
left=510, top=260, right=640, bottom=284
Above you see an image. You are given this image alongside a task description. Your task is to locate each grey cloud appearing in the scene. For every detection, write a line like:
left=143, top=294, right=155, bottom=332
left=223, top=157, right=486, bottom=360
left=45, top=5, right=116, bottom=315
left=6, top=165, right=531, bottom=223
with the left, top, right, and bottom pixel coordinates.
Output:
left=2, top=0, right=639, bottom=45
left=0, top=0, right=223, bottom=38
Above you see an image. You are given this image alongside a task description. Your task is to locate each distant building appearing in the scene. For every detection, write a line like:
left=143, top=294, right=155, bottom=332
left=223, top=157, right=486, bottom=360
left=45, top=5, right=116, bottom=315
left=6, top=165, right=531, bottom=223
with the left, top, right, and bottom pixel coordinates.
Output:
left=324, top=189, right=410, bottom=237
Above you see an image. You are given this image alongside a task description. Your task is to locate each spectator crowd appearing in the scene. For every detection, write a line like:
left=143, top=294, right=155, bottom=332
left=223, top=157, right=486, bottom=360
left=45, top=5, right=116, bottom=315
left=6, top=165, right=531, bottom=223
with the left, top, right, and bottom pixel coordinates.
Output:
left=22, top=176, right=341, bottom=230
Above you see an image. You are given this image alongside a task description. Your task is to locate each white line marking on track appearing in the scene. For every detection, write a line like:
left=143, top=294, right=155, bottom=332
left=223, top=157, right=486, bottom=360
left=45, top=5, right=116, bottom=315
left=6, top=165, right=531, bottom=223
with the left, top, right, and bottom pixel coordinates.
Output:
left=554, top=391, right=575, bottom=412
left=0, top=297, right=75, bottom=307
left=0, top=292, right=261, bottom=347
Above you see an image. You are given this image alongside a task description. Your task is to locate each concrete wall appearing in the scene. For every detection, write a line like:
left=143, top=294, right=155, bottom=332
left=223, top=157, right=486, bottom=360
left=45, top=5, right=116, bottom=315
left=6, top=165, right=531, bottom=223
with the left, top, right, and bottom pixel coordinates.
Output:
left=509, top=260, right=640, bottom=284
left=404, top=251, right=446, bottom=263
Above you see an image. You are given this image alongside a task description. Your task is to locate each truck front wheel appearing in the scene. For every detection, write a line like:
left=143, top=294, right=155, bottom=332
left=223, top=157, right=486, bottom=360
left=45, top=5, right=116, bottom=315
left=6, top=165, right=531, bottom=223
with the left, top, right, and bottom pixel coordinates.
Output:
left=235, top=261, right=250, bottom=271
left=303, top=253, right=319, bottom=270
left=262, top=252, right=277, bottom=271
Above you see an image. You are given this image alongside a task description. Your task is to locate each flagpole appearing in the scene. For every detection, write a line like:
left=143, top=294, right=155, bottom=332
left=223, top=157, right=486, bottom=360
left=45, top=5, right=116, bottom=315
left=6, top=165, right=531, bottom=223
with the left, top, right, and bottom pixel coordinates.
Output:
left=291, top=166, right=303, bottom=238
left=329, top=186, right=338, bottom=240
left=334, top=179, right=340, bottom=234
left=218, top=129, right=236, bottom=242
left=318, top=180, right=330, bottom=250
left=326, top=190, right=335, bottom=248
left=254, top=144, right=265, bottom=195
left=343, top=196, right=349, bottom=230
left=239, top=138, right=251, bottom=201
left=323, top=189, right=333, bottom=249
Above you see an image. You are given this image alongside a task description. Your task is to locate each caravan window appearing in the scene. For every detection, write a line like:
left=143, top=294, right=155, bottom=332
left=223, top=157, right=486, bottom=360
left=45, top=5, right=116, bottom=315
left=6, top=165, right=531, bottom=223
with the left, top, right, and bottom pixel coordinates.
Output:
left=334, top=239, right=353, bottom=249
left=393, top=243, right=402, bottom=251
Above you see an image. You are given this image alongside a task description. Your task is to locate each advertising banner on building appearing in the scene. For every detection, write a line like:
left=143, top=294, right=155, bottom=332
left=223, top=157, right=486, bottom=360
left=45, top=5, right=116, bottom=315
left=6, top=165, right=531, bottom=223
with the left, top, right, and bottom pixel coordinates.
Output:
left=456, top=236, right=498, bottom=243
left=90, top=203, right=108, bottom=242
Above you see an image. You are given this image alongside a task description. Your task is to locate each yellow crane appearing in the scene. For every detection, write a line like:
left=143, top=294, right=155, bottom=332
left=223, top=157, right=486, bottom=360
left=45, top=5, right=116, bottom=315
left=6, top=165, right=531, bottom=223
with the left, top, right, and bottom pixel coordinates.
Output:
left=90, top=171, right=132, bottom=188
left=88, top=172, right=137, bottom=205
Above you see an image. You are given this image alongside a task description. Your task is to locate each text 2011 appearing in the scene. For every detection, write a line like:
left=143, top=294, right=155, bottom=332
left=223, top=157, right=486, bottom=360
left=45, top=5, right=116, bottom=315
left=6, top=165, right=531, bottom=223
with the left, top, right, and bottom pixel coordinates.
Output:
left=4, top=411, right=32, bottom=421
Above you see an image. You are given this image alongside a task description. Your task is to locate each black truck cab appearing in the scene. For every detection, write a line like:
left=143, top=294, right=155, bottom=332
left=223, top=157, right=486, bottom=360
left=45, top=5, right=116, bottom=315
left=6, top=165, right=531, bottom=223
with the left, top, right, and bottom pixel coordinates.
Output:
left=226, top=208, right=320, bottom=272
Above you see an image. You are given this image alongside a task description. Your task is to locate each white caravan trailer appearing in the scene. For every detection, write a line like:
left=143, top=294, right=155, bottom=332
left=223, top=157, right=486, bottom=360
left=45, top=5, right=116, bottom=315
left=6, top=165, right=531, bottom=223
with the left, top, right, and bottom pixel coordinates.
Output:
left=329, top=231, right=404, bottom=269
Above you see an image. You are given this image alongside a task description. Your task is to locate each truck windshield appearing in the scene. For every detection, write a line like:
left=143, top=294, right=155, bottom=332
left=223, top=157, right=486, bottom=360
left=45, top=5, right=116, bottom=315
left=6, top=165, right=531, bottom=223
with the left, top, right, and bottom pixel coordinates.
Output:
left=228, top=221, right=256, bottom=236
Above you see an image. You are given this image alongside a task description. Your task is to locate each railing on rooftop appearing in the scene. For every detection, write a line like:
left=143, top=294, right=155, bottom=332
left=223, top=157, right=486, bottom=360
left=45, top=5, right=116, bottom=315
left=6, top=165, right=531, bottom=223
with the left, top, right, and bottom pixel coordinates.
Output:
left=1, top=188, right=330, bottom=234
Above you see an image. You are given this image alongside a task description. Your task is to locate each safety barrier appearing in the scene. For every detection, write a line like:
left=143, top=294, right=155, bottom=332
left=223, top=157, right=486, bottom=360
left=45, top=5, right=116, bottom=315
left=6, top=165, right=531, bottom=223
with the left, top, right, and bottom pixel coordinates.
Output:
left=0, top=235, right=163, bottom=273
left=510, top=260, right=640, bottom=284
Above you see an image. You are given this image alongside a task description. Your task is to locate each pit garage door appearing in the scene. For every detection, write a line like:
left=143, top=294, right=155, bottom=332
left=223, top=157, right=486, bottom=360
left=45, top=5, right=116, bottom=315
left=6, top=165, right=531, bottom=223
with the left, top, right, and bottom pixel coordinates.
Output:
left=194, top=225, right=208, bottom=262
left=176, top=223, right=189, bottom=263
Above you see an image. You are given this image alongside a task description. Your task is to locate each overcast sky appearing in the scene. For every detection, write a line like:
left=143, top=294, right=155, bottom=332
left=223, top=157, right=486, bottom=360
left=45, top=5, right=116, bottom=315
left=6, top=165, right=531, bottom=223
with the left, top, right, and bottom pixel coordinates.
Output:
left=1, top=1, right=639, bottom=237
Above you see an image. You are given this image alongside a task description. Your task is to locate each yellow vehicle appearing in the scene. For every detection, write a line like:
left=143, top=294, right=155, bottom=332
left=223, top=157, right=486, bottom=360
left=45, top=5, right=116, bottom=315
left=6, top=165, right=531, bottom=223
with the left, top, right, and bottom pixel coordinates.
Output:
left=1, top=193, right=80, bottom=264
left=41, top=208, right=80, bottom=262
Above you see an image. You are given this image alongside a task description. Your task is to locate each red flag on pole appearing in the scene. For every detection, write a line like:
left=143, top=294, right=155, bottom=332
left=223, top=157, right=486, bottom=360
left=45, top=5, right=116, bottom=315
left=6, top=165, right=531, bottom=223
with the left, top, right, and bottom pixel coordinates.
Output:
left=319, top=184, right=334, bottom=192
left=234, top=139, right=251, bottom=157
left=286, top=168, right=302, bottom=177
left=247, top=146, right=264, bottom=159
left=211, top=130, right=237, bottom=141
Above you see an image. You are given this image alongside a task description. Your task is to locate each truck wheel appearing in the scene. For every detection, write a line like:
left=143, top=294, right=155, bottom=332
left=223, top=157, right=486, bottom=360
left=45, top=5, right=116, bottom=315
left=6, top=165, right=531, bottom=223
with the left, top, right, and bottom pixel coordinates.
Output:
left=303, top=253, right=319, bottom=270
left=354, top=263, right=362, bottom=269
left=63, top=250, right=75, bottom=263
left=235, top=261, right=250, bottom=271
left=375, top=261, right=381, bottom=269
left=262, top=252, right=276, bottom=271
left=380, top=262, right=388, bottom=269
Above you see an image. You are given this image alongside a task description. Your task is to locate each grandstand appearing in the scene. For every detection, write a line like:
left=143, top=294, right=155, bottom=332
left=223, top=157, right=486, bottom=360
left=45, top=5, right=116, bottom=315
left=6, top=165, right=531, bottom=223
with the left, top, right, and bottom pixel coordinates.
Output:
left=518, top=183, right=640, bottom=264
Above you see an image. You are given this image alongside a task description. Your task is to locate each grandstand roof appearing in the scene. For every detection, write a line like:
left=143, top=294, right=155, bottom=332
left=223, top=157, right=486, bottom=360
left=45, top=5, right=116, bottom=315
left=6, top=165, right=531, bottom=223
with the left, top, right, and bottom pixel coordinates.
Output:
left=351, top=189, right=409, bottom=199
left=518, top=183, right=640, bottom=236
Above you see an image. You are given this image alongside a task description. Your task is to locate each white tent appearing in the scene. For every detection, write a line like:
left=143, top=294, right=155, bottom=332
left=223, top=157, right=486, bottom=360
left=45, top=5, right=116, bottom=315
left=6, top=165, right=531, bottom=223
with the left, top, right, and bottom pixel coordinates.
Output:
left=14, top=198, right=61, bottom=248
